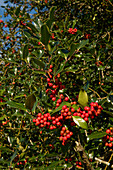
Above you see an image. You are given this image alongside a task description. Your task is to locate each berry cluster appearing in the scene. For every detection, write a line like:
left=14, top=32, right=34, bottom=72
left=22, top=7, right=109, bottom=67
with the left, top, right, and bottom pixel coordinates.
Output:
left=59, top=126, right=73, bottom=145
left=46, top=65, right=65, bottom=103
left=75, top=161, right=82, bottom=168
left=17, top=159, right=27, bottom=166
left=72, top=102, right=103, bottom=122
left=33, top=65, right=103, bottom=146
left=14, top=155, right=27, bottom=166
left=103, top=127, right=113, bottom=148
left=0, top=120, right=9, bottom=127
left=68, top=28, right=77, bottom=34
left=33, top=112, right=62, bottom=129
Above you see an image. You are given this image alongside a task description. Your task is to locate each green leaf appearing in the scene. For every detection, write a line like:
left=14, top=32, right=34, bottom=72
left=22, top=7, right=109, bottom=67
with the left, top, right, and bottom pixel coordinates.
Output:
left=15, top=5, right=21, bottom=16
left=32, top=98, right=38, bottom=113
left=26, top=23, right=38, bottom=33
left=77, top=39, right=89, bottom=50
left=31, top=57, right=45, bottom=69
left=7, top=101, right=26, bottom=111
left=46, top=19, right=53, bottom=30
left=22, top=44, right=29, bottom=61
left=68, top=43, right=77, bottom=57
left=25, top=94, right=36, bottom=111
left=0, top=115, right=6, bottom=120
left=52, top=102, right=71, bottom=114
left=78, top=89, right=88, bottom=107
left=103, top=110, right=113, bottom=117
left=72, top=116, right=88, bottom=129
left=50, top=6, right=56, bottom=21
left=34, top=70, right=46, bottom=75
left=24, top=30, right=31, bottom=38
left=54, top=61, right=66, bottom=77
left=33, top=19, right=43, bottom=32
left=46, top=6, right=56, bottom=29
left=0, top=89, right=5, bottom=96
left=10, top=150, right=17, bottom=164
left=88, top=131, right=107, bottom=141
left=41, top=24, right=51, bottom=46
left=71, top=104, right=79, bottom=111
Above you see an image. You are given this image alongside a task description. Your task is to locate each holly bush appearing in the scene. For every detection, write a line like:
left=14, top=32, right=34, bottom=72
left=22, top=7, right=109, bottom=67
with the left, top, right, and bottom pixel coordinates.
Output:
left=0, top=0, right=113, bottom=169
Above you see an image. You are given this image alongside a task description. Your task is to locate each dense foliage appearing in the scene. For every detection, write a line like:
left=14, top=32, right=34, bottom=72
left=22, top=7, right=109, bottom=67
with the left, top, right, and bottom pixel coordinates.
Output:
left=0, top=0, right=113, bottom=169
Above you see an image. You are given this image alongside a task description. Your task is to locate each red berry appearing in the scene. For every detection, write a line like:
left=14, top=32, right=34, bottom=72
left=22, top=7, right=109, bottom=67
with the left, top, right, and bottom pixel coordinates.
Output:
left=48, top=83, right=53, bottom=87
left=79, top=162, right=82, bottom=166
left=71, top=108, right=75, bottom=112
left=62, top=127, right=66, bottom=131
left=47, top=78, right=50, bottom=82
left=70, top=132, right=73, bottom=136
left=52, top=120, right=56, bottom=125
left=106, top=135, right=109, bottom=139
left=85, top=113, right=89, bottom=117
left=59, top=136, right=63, bottom=141
left=84, top=106, right=90, bottom=111
left=52, top=97, right=56, bottom=101
left=33, top=119, right=36, bottom=122
left=49, top=65, right=53, bottom=69
left=108, top=143, right=112, bottom=147
left=60, top=94, right=64, bottom=99
left=53, top=85, right=57, bottom=89
left=64, top=97, right=69, bottom=101
left=84, top=117, right=88, bottom=122
left=63, top=136, right=67, bottom=141
left=57, top=99, right=62, bottom=103
left=63, top=112, right=67, bottom=117
left=106, top=129, right=111, bottom=134
left=49, top=69, right=52, bottom=72
left=109, top=137, right=113, bottom=141
left=65, top=108, right=69, bottom=112
left=48, top=116, right=51, bottom=120
left=62, top=105, right=67, bottom=110
left=105, top=142, right=109, bottom=146
left=56, top=103, right=60, bottom=107
left=73, top=112, right=77, bottom=116
left=66, top=134, right=71, bottom=138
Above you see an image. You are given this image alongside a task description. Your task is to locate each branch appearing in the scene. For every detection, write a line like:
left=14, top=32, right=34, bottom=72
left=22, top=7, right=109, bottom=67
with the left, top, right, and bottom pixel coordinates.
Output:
left=75, top=136, right=94, bottom=170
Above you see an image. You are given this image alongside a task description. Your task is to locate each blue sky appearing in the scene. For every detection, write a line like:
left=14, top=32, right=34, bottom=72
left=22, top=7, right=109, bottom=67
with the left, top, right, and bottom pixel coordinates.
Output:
left=0, top=0, right=6, bottom=19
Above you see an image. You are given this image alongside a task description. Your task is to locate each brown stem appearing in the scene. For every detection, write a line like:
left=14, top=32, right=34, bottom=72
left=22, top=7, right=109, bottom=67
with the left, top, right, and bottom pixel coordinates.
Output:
left=75, top=137, right=94, bottom=170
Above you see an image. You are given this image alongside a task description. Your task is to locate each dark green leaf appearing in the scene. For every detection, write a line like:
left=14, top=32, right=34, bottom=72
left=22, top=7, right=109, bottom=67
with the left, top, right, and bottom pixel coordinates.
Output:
left=7, top=101, right=26, bottom=111
left=10, top=150, right=17, bottom=164
left=77, top=39, right=89, bottom=50
left=24, top=30, right=31, bottom=38
left=15, top=5, right=21, bottom=16
left=31, top=57, right=45, bottom=69
left=68, top=43, right=77, bottom=57
left=25, top=94, right=36, bottom=111
left=26, top=23, right=38, bottom=33
left=22, top=44, right=29, bottom=61
left=50, top=6, right=56, bottom=21
left=54, top=61, right=66, bottom=77
left=41, top=24, right=51, bottom=46
left=72, top=116, right=88, bottom=129
left=88, top=131, right=107, bottom=141
left=32, top=98, right=38, bottom=113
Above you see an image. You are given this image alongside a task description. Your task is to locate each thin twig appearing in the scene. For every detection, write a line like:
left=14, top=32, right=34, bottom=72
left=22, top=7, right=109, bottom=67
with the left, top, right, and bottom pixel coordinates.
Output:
left=89, top=87, right=101, bottom=98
